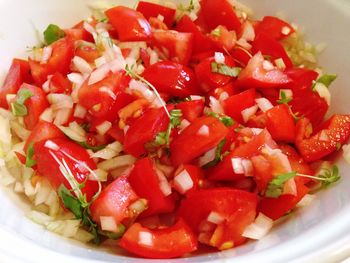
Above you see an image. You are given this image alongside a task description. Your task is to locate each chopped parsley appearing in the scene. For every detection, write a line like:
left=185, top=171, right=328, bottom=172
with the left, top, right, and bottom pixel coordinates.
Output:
left=312, top=74, right=337, bottom=90
left=203, top=139, right=227, bottom=169
left=43, top=24, right=65, bottom=45
left=11, top=88, right=33, bottom=116
left=25, top=142, right=37, bottom=168
left=211, top=62, right=241, bottom=77
left=207, top=112, right=234, bottom=127
left=277, top=90, right=292, bottom=105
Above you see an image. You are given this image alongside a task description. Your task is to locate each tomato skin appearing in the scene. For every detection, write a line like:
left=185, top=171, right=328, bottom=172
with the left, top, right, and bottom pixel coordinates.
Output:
left=124, top=107, right=170, bottom=157
left=208, top=25, right=237, bottom=52
left=17, top=84, right=49, bottom=130
left=223, top=89, right=257, bottom=124
left=255, top=16, right=295, bottom=40
left=252, top=33, right=293, bottom=68
left=170, top=116, right=228, bottom=166
left=0, top=59, right=32, bottom=109
left=90, top=175, right=139, bottom=225
left=105, top=6, right=152, bottom=41
left=251, top=155, right=274, bottom=192
left=199, top=0, right=241, bottom=32
left=208, top=129, right=277, bottom=181
left=296, top=115, right=350, bottom=162
left=78, top=72, right=132, bottom=121
left=34, top=138, right=99, bottom=201
left=230, top=47, right=253, bottom=67
left=152, top=30, right=193, bottom=66
left=75, top=45, right=100, bottom=64
left=175, top=99, right=204, bottom=122
left=119, top=218, right=197, bottom=259
left=178, top=188, right=257, bottom=247
left=265, top=104, right=296, bottom=142
left=136, top=1, right=176, bottom=28
left=175, top=15, right=213, bottom=55
left=236, top=52, right=291, bottom=89
left=142, top=61, right=200, bottom=98
left=128, top=158, right=175, bottom=217
left=24, top=121, right=65, bottom=152
left=49, top=72, right=72, bottom=94
left=195, top=56, right=236, bottom=92
left=29, top=37, right=74, bottom=86
left=173, top=164, right=203, bottom=195
left=285, top=68, right=328, bottom=127
left=258, top=179, right=309, bottom=220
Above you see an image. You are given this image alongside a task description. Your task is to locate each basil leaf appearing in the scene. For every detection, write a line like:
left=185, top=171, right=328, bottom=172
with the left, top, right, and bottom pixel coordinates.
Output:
left=58, top=185, right=83, bottom=218
left=44, top=24, right=65, bottom=45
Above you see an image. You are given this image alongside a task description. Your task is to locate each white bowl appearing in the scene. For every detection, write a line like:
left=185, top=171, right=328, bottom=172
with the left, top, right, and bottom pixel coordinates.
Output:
left=1, top=0, right=350, bottom=262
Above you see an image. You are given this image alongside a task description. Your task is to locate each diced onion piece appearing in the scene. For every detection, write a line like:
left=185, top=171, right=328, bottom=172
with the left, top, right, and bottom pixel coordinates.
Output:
left=274, top=58, right=286, bottom=70
left=281, top=26, right=291, bottom=35
left=40, top=46, right=52, bottom=64
left=343, top=144, right=350, bottom=164
left=75, top=229, right=95, bottom=243
left=99, top=86, right=117, bottom=100
left=69, top=121, right=86, bottom=137
left=207, top=211, right=225, bottom=225
left=219, top=92, right=229, bottom=102
left=59, top=125, right=86, bottom=142
left=34, top=179, right=52, bottom=206
left=214, top=52, right=225, bottom=64
left=139, top=231, right=153, bottom=246
left=179, top=119, right=191, bottom=133
left=90, top=168, right=108, bottom=182
left=27, top=211, right=53, bottom=225
left=40, top=108, right=54, bottom=122
left=95, top=56, right=107, bottom=68
left=279, top=89, right=293, bottom=100
left=318, top=130, right=329, bottom=141
left=44, top=140, right=59, bottom=151
left=241, top=105, right=258, bottom=123
left=314, top=82, right=331, bottom=106
left=156, top=169, right=172, bottom=196
left=197, top=125, right=210, bottom=136
left=129, top=199, right=148, bottom=214
left=73, top=104, right=87, bottom=119
left=10, top=120, right=31, bottom=140
left=73, top=56, right=92, bottom=74
left=92, top=141, right=123, bottom=159
left=88, top=63, right=111, bottom=85
left=283, top=177, right=297, bottom=196
left=251, top=128, right=263, bottom=135
left=242, top=159, right=253, bottom=177
left=190, top=95, right=204, bottom=101
left=67, top=73, right=84, bottom=85
left=262, top=60, right=275, bottom=71
left=96, top=121, right=112, bottom=135
left=297, top=194, right=316, bottom=208
left=100, top=216, right=118, bottom=232
left=198, top=147, right=216, bottom=167
left=6, top=94, right=16, bottom=105
left=14, top=182, right=24, bottom=193
left=209, top=96, right=224, bottom=114
left=240, top=21, right=255, bottom=42
left=242, top=213, right=273, bottom=240
left=97, top=155, right=136, bottom=171
left=173, top=169, right=194, bottom=194
left=255, top=98, right=273, bottom=112
left=231, top=158, right=244, bottom=174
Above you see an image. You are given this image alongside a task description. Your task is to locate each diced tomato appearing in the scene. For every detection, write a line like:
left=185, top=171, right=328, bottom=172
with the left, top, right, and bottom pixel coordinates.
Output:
left=140, top=48, right=151, bottom=68
left=0, top=59, right=32, bottom=109
left=206, top=82, right=240, bottom=101
left=24, top=121, right=65, bottom=152
left=195, top=56, right=236, bottom=92
left=16, top=84, right=49, bottom=130
left=78, top=72, right=132, bottom=121
left=252, top=33, right=293, bottom=68
left=34, top=138, right=99, bottom=201
left=15, top=152, right=27, bottom=165
left=208, top=129, right=277, bottom=181
left=285, top=68, right=328, bottom=127
left=208, top=25, right=237, bottom=52
left=29, top=37, right=74, bottom=86
left=251, top=155, right=273, bottom=192
left=128, top=158, right=175, bottom=217
left=75, top=45, right=100, bottom=64
left=107, top=123, right=125, bottom=144
left=258, top=179, right=309, bottom=220
left=49, top=72, right=71, bottom=94
left=236, top=52, right=291, bottom=89
left=175, top=15, right=213, bottom=55
left=199, top=0, right=241, bottom=32
left=170, top=116, right=228, bottom=166
left=90, top=175, right=139, bottom=226
left=152, top=30, right=193, bottom=66
left=119, top=218, right=197, bottom=259
left=142, top=61, right=200, bottom=98
left=178, top=188, right=257, bottom=248
left=173, top=164, right=203, bottom=195
left=149, top=17, right=168, bottom=30
left=255, top=16, right=295, bottom=40
left=105, top=6, right=152, bottom=41
left=296, top=115, right=350, bottom=162
left=70, top=20, right=95, bottom=42
left=136, top=1, right=176, bottom=28
left=230, top=47, right=253, bottom=67
left=175, top=99, right=204, bottom=122
left=265, top=104, right=296, bottom=142
left=124, top=107, right=170, bottom=157
left=223, top=89, right=256, bottom=124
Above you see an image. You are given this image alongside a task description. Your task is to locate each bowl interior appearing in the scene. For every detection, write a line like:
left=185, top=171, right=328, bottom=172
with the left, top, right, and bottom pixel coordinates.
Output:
left=1, top=0, right=350, bottom=262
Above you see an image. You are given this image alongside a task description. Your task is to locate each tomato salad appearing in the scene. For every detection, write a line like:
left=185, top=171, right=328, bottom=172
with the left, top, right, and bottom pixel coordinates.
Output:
left=1, top=0, right=349, bottom=259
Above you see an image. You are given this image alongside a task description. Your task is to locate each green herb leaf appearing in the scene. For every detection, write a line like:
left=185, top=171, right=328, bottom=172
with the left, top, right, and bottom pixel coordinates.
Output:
left=44, top=24, right=65, bottom=45
left=277, top=90, right=292, bottom=105
left=265, top=171, right=297, bottom=198
left=207, top=112, right=234, bottom=127
left=98, top=224, right=126, bottom=239
left=211, top=62, right=241, bottom=77
left=11, top=88, right=33, bottom=117
left=314, top=74, right=337, bottom=88
left=318, top=165, right=340, bottom=187
left=58, top=185, right=83, bottom=218
left=203, top=139, right=227, bottom=169
left=211, top=28, right=221, bottom=37
left=77, top=141, right=106, bottom=152
left=25, top=142, right=37, bottom=168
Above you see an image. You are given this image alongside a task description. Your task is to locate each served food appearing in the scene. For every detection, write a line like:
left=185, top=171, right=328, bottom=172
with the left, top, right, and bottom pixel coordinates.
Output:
left=0, top=0, right=349, bottom=259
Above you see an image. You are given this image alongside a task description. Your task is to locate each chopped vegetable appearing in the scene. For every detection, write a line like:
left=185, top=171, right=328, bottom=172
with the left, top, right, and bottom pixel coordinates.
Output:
left=43, top=24, right=66, bottom=45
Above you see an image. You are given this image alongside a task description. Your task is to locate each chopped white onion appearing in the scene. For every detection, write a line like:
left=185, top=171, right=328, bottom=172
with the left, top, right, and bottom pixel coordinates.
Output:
left=139, top=231, right=153, bottom=246
left=129, top=199, right=148, bottom=214
left=40, top=46, right=52, bottom=64
left=190, top=95, right=204, bottom=101
left=198, top=147, right=216, bottom=167
left=241, top=105, right=258, bottom=123
left=178, top=119, right=191, bottom=133
left=47, top=94, right=74, bottom=110
left=44, top=140, right=59, bottom=151
left=92, top=141, right=123, bottom=159
left=240, top=21, right=255, bottom=42
left=95, top=56, right=107, bottom=68
left=314, top=82, right=331, bottom=106
left=73, top=56, right=92, bottom=74
left=14, top=182, right=24, bottom=193
left=156, top=169, right=172, bottom=196
left=274, top=58, right=286, bottom=70
left=58, top=125, right=86, bottom=142
left=343, top=144, right=350, bottom=164
left=279, top=89, right=293, bottom=100
left=100, top=216, right=118, bottom=232
left=255, top=98, right=273, bottom=112
left=283, top=178, right=297, bottom=196
left=197, top=125, right=210, bottom=136
left=67, top=73, right=84, bottom=85
left=251, top=128, right=263, bottom=135
left=219, top=92, right=229, bottom=102
left=297, top=194, right=316, bottom=208
left=214, top=52, right=225, bottom=64
left=242, top=213, right=273, bottom=240
left=318, top=130, right=329, bottom=141
left=96, top=121, right=112, bottom=136
left=89, top=169, right=108, bottom=182
left=88, top=63, right=111, bottom=85
left=281, top=26, right=291, bottom=36
left=242, top=159, right=253, bottom=177
left=262, top=60, right=275, bottom=71
left=73, top=104, right=87, bottom=119
left=209, top=96, right=224, bottom=114
left=231, top=158, right=244, bottom=174
left=99, top=86, right=117, bottom=100
left=207, top=211, right=225, bottom=225
left=236, top=38, right=252, bottom=50
left=173, top=169, right=194, bottom=194
left=40, top=107, right=54, bottom=122
left=97, top=155, right=136, bottom=171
